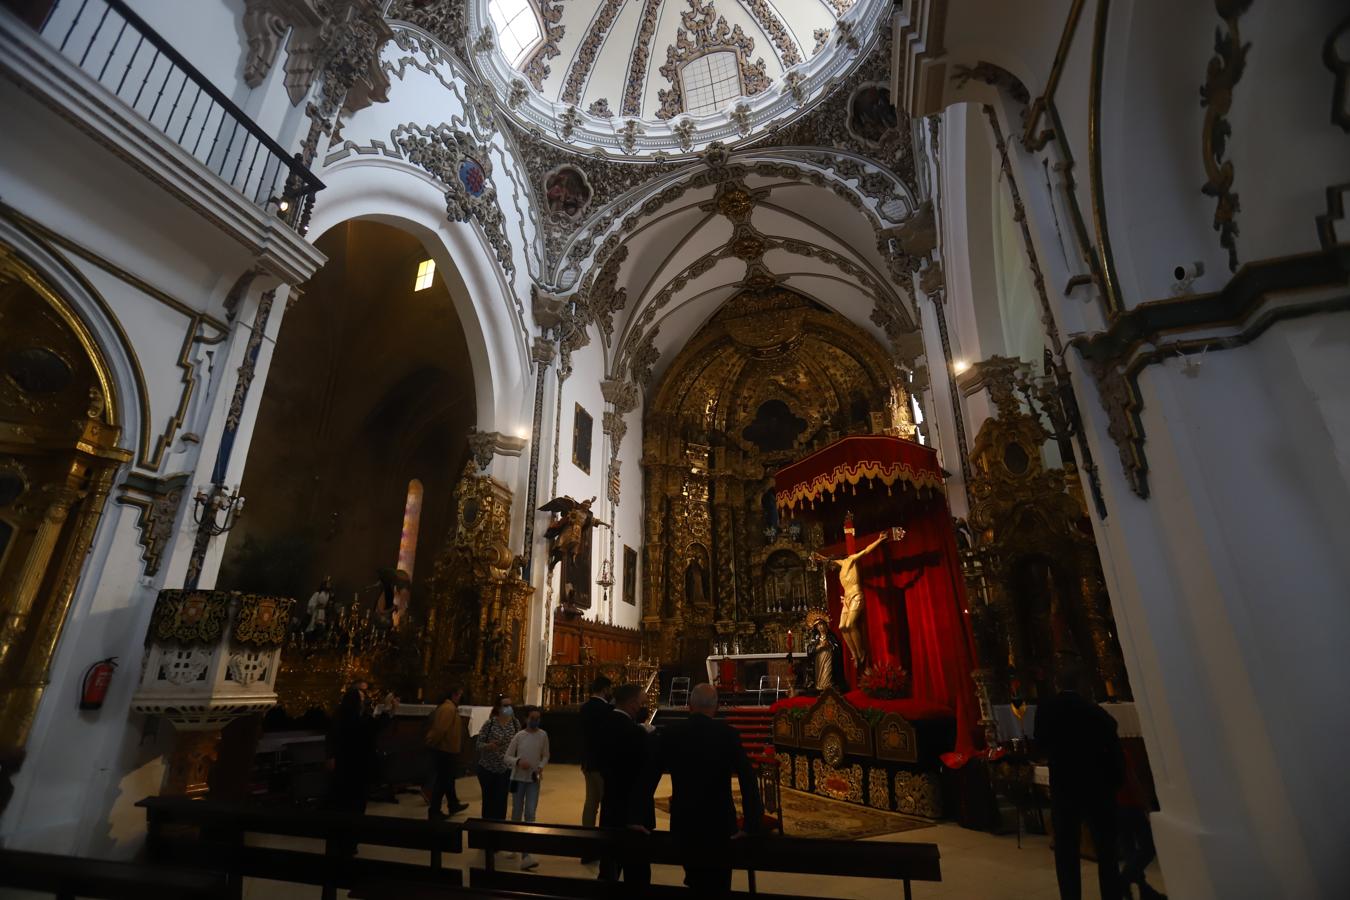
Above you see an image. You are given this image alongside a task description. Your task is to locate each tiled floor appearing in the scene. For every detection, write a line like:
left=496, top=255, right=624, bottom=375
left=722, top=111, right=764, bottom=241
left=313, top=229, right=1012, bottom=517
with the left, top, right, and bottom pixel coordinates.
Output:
left=243, top=763, right=1163, bottom=899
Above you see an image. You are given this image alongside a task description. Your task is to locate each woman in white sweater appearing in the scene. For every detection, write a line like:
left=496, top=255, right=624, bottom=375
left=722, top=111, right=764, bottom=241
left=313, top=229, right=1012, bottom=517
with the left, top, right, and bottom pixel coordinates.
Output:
left=504, top=706, right=550, bottom=869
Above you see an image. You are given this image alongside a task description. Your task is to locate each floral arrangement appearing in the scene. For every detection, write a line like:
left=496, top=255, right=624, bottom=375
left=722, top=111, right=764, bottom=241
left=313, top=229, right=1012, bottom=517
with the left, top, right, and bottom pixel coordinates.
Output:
left=859, top=662, right=909, bottom=700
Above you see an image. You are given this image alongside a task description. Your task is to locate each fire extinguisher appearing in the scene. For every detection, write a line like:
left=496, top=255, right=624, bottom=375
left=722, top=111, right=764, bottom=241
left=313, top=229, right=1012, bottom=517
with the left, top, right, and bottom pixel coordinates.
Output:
left=79, top=657, right=119, bottom=710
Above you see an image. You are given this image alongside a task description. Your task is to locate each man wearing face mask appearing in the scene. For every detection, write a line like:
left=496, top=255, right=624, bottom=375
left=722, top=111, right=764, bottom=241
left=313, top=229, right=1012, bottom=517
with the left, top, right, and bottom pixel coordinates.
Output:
left=504, top=707, right=550, bottom=870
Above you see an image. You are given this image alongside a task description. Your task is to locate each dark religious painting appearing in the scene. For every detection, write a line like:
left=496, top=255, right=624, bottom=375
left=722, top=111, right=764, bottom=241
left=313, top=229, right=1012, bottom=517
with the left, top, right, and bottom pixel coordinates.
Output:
left=623, top=545, right=637, bottom=605
left=572, top=403, right=593, bottom=473
left=544, top=165, right=593, bottom=219
left=846, top=82, right=898, bottom=146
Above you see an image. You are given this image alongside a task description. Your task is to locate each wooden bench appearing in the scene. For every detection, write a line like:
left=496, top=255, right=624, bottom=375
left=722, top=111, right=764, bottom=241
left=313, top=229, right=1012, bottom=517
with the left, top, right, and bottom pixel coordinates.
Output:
left=465, top=819, right=942, bottom=899
left=138, top=795, right=465, bottom=900
left=0, top=848, right=229, bottom=899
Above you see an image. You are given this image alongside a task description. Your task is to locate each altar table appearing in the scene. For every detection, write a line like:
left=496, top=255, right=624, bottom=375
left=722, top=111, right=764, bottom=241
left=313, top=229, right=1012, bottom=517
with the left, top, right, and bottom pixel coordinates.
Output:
left=704, top=653, right=795, bottom=691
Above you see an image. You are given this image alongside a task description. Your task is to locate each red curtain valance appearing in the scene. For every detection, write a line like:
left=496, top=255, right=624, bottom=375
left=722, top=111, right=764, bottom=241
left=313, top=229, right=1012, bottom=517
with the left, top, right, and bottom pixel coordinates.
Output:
left=774, top=436, right=944, bottom=513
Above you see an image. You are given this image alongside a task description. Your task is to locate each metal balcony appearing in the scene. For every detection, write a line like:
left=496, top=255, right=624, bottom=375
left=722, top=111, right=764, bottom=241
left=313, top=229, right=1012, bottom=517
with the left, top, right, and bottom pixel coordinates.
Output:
left=19, top=0, right=323, bottom=229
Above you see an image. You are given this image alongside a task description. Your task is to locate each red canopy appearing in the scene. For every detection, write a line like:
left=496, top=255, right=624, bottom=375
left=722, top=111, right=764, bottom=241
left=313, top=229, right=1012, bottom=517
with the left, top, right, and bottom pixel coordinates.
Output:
left=774, top=436, right=944, bottom=513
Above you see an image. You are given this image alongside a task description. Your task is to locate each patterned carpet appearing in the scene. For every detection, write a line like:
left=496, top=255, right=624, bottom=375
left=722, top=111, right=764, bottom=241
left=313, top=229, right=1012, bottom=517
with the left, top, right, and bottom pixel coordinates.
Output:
left=654, top=787, right=934, bottom=841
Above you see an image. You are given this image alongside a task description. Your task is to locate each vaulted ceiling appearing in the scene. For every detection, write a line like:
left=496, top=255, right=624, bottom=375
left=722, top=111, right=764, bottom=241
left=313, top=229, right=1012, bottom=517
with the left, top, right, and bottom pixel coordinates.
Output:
left=506, top=0, right=852, bottom=122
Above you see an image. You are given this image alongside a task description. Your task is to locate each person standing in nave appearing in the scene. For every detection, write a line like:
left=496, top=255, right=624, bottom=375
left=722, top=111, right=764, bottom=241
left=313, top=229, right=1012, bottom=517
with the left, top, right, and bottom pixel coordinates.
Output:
left=424, top=686, right=468, bottom=819
left=1035, top=663, right=1125, bottom=900
left=637, top=683, right=763, bottom=892
left=598, top=683, right=654, bottom=885
left=326, top=680, right=395, bottom=817
left=578, top=673, right=613, bottom=863
left=474, top=695, right=519, bottom=820
left=504, top=706, right=550, bottom=870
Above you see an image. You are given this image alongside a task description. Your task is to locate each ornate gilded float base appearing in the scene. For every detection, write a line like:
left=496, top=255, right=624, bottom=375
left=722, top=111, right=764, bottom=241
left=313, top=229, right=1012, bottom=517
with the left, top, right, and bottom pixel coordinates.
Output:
left=868, top=768, right=891, bottom=811
left=894, top=770, right=942, bottom=818
left=812, top=758, right=864, bottom=804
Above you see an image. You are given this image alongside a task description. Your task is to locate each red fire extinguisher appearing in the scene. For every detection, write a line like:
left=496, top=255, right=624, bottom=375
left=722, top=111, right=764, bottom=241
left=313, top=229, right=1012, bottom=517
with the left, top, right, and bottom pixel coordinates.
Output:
left=79, top=657, right=119, bottom=710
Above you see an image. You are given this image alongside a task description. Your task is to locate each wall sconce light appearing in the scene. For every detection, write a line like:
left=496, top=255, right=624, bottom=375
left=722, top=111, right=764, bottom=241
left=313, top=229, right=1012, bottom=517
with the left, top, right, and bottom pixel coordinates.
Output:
left=953, top=359, right=970, bottom=375
left=193, top=484, right=245, bottom=537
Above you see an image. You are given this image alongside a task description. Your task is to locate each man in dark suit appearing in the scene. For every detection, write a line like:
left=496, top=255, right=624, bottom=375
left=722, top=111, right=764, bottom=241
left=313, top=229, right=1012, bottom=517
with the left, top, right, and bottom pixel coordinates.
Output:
left=1035, top=664, right=1125, bottom=900
left=639, top=682, right=763, bottom=891
left=598, top=682, right=653, bottom=885
left=578, top=675, right=612, bottom=863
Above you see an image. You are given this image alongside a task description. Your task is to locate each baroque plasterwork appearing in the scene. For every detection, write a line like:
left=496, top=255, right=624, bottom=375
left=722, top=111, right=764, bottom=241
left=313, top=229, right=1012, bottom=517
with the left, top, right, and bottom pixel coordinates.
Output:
left=393, top=123, right=515, bottom=282
left=657, top=0, right=769, bottom=121
left=741, top=0, right=803, bottom=69
left=622, top=0, right=664, bottom=117
left=520, top=0, right=566, bottom=91
left=561, top=0, right=626, bottom=105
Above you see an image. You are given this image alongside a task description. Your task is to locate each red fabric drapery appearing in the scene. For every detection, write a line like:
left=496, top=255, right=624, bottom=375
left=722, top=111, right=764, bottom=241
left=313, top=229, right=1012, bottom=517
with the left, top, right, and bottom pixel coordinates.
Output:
left=774, top=436, right=945, bottom=512
left=819, top=511, right=980, bottom=756
left=776, top=436, right=979, bottom=757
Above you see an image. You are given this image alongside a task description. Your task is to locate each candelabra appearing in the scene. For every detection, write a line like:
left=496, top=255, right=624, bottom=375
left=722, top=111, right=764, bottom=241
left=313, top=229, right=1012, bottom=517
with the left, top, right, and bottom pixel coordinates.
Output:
left=192, top=484, right=245, bottom=536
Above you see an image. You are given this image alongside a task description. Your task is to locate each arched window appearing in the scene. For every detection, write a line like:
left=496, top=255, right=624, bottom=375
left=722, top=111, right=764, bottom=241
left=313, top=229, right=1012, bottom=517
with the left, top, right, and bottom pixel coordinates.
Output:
left=680, top=51, right=743, bottom=116
left=397, top=478, right=424, bottom=578
left=488, top=0, right=543, bottom=67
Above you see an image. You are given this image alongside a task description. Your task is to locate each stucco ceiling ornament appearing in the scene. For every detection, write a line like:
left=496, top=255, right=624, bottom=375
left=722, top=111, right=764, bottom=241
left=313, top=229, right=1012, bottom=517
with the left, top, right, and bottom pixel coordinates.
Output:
left=473, top=27, right=494, bottom=54
left=623, top=0, right=664, bottom=117
left=620, top=120, right=646, bottom=155
left=295, top=0, right=393, bottom=164
left=387, top=0, right=469, bottom=60
left=520, top=0, right=565, bottom=90
left=741, top=0, right=803, bottom=68
left=560, top=0, right=625, bottom=105
left=730, top=103, right=753, bottom=137
left=657, top=0, right=768, bottom=121
left=588, top=98, right=615, bottom=119
left=557, top=105, right=582, bottom=141
left=507, top=78, right=529, bottom=109
left=673, top=118, right=697, bottom=152
left=394, top=123, right=515, bottom=282
left=582, top=245, right=629, bottom=339
left=813, top=28, right=831, bottom=57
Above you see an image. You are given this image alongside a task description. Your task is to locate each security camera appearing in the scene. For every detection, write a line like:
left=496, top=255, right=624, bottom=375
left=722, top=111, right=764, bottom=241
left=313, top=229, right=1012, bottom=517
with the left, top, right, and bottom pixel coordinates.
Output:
left=1173, top=261, right=1204, bottom=282
left=1170, top=260, right=1204, bottom=296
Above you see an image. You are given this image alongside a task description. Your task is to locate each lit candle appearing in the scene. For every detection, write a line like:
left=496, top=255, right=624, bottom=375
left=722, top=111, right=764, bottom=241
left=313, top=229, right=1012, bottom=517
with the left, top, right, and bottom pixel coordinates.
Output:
left=787, top=629, right=794, bottom=652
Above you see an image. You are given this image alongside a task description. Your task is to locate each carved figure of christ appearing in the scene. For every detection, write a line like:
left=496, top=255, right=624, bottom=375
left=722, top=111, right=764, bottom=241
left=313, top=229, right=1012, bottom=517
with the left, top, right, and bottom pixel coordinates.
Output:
left=816, top=531, right=894, bottom=674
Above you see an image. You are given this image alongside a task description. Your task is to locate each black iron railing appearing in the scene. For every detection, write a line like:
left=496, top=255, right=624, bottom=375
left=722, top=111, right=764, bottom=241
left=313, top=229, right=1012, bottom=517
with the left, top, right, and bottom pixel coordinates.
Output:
left=25, top=0, right=323, bottom=229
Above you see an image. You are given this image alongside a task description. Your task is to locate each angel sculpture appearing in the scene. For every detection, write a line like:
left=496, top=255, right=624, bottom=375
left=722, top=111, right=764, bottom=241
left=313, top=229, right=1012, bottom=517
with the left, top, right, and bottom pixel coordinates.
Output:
left=540, top=496, right=609, bottom=610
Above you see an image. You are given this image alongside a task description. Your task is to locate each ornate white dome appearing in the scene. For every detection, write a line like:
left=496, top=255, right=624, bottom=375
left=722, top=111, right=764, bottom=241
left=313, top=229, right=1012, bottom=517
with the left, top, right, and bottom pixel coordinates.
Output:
left=470, top=0, right=891, bottom=154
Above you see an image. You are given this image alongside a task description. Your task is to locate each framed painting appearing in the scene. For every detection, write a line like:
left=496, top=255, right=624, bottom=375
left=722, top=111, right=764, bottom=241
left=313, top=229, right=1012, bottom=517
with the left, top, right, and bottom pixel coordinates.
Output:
left=623, top=545, right=637, bottom=605
left=572, top=403, right=593, bottom=473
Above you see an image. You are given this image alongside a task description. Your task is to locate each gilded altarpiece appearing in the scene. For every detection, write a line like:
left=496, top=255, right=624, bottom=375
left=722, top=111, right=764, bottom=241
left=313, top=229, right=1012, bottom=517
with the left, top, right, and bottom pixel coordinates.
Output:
left=0, top=247, right=130, bottom=791
left=422, top=463, right=533, bottom=704
left=642, top=290, right=913, bottom=672
left=960, top=358, right=1130, bottom=706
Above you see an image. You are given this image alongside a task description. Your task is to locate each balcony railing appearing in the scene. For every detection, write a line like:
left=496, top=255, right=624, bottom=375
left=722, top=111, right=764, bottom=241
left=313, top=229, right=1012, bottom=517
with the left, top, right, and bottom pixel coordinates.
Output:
left=23, top=0, right=323, bottom=229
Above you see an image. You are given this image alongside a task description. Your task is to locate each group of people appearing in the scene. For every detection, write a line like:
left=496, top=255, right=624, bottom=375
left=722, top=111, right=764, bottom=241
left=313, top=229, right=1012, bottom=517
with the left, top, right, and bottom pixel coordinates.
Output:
left=422, top=674, right=764, bottom=889
left=581, top=675, right=764, bottom=891
left=330, top=668, right=1160, bottom=898
left=424, top=688, right=551, bottom=869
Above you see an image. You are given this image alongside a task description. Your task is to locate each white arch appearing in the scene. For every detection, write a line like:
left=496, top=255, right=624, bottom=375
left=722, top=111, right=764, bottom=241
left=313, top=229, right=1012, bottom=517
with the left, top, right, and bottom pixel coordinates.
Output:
left=306, top=159, right=531, bottom=434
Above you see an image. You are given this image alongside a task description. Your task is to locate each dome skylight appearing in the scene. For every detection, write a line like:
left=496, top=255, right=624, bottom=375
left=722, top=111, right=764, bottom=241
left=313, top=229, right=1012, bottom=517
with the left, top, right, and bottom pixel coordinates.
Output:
left=488, top=0, right=543, bottom=67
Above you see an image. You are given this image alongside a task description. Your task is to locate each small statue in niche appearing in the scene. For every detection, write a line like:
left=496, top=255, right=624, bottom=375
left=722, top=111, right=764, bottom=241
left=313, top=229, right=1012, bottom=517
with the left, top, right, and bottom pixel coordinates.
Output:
left=305, top=575, right=334, bottom=635
left=685, top=555, right=709, bottom=608
left=805, top=610, right=848, bottom=692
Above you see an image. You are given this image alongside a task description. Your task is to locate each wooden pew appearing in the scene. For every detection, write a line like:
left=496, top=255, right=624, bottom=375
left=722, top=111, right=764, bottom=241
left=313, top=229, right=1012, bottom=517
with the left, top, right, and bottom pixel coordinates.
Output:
left=0, top=848, right=229, bottom=899
left=464, top=819, right=942, bottom=899
left=138, top=795, right=465, bottom=900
